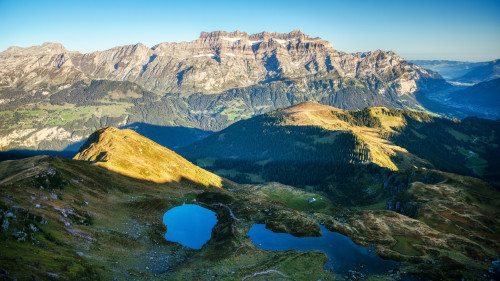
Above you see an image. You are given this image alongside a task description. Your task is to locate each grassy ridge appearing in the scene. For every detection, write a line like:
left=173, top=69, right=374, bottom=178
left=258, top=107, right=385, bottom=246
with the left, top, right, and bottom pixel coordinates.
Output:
left=73, top=127, right=226, bottom=187
left=179, top=102, right=500, bottom=207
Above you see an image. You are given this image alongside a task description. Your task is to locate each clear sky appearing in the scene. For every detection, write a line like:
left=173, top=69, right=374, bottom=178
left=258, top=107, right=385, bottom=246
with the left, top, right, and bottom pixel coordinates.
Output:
left=0, top=0, right=499, bottom=61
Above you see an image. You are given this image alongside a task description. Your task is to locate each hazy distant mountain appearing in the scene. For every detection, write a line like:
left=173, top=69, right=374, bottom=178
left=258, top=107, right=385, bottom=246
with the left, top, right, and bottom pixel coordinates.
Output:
left=0, top=30, right=449, bottom=152
left=453, top=59, right=500, bottom=84
left=447, top=78, right=500, bottom=116
left=409, top=60, right=483, bottom=80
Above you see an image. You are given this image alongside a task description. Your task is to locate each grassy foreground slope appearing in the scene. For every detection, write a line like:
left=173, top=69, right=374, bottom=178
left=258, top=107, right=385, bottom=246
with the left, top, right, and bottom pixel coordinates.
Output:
left=0, top=128, right=334, bottom=280
left=1, top=159, right=498, bottom=280
left=0, top=128, right=499, bottom=280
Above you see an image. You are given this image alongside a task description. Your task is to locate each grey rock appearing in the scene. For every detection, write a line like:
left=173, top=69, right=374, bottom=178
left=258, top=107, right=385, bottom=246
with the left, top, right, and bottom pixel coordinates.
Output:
left=29, top=224, right=38, bottom=233
left=0, top=30, right=442, bottom=97
left=1, top=218, right=9, bottom=231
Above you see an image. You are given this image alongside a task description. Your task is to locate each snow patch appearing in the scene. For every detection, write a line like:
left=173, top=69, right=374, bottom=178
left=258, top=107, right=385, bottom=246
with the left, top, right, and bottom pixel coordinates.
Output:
left=222, top=38, right=241, bottom=42
left=248, top=40, right=262, bottom=46
left=225, top=53, right=236, bottom=57
left=275, top=39, right=290, bottom=45
left=193, top=53, right=215, bottom=58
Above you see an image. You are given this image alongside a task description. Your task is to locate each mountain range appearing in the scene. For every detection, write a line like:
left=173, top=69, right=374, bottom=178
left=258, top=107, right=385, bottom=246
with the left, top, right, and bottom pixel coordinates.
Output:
left=0, top=30, right=449, bottom=152
left=410, top=59, right=500, bottom=119
left=447, top=78, right=500, bottom=117
left=453, top=59, right=500, bottom=84
left=409, top=60, right=485, bottom=81
left=410, top=59, right=500, bottom=84
left=0, top=30, right=444, bottom=96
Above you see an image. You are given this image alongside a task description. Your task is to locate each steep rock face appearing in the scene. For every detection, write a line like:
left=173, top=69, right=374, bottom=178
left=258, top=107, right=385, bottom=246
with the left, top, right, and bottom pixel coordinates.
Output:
left=0, top=30, right=445, bottom=96
left=0, top=42, right=88, bottom=90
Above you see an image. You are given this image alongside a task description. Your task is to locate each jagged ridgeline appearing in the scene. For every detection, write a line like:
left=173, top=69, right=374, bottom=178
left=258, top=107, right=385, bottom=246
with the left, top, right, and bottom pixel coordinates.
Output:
left=0, top=30, right=448, bottom=152
left=179, top=102, right=500, bottom=205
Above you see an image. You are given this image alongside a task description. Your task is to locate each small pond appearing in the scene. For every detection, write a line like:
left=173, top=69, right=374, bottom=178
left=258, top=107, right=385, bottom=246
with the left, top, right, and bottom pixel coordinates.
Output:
left=247, top=224, right=399, bottom=275
left=163, top=204, right=217, bottom=249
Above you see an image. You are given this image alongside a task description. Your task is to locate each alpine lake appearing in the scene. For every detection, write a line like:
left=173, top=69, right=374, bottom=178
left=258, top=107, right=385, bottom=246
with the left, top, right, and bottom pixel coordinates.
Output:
left=163, top=204, right=399, bottom=275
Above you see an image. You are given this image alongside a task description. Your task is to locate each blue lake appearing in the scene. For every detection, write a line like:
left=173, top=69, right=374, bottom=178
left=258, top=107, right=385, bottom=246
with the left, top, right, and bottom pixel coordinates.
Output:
left=247, top=224, right=399, bottom=275
left=163, top=204, right=218, bottom=249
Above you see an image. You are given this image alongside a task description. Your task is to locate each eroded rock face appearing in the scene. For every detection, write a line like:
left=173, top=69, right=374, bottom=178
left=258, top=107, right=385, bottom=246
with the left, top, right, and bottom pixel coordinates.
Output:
left=0, top=30, right=444, bottom=96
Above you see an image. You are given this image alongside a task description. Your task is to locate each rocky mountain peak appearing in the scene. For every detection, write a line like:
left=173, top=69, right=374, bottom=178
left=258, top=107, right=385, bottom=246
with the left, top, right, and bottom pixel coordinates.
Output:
left=199, top=29, right=318, bottom=42
left=0, top=42, right=70, bottom=56
left=38, top=42, right=68, bottom=54
left=199, top=30, right=249, bottom=40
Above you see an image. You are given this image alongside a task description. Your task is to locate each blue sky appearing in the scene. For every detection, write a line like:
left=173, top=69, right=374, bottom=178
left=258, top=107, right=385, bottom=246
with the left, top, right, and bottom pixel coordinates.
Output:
left=0, top=0, right=499, bottom=61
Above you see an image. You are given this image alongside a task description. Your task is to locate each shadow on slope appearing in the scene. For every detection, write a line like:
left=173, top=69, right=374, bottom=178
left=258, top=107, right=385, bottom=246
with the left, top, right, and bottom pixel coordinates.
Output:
left=0, top=149, right=77, bottom=161
left=178, top=117, right=402, bottom=206
left=389, top=114, right=500, bottom=187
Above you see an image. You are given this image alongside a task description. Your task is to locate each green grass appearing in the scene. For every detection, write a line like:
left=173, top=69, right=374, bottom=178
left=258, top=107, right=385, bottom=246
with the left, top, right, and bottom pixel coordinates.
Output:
left=40, top=104, right=131, bottom=126
left=411, top=129, right=427, bottom=139
left=221, top=108, right=245, bottom=121
left=312, top=132, right=338, bottom=144
left=457, top=147, right=488, bottom=176
left=214, top=169, right=239, bottom=177
left=392, top=235, right=422, bottom=256
left=246, top=173, right=265, bottom=183
left=447, top=128, right=470, bottom=142
left=353, top=198, right=388, bottom=210
left=258, top=184, right=336, bottom=215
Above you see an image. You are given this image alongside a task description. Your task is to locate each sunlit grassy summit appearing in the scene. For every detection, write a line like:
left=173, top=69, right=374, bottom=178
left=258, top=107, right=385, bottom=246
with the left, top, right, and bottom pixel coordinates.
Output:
left=74, top=127, right=225, bottom=187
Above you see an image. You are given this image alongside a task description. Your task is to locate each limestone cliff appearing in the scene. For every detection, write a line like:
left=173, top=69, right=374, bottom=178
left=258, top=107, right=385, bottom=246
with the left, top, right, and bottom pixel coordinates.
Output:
left=0, top=30, right=445, bottom=96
